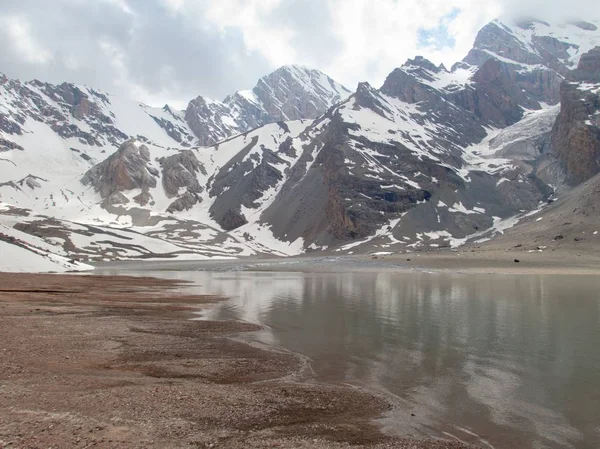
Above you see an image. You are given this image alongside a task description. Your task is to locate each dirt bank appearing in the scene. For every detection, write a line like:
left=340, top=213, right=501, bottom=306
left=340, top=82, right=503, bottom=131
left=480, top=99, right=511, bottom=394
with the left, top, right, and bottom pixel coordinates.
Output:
left=0, top=273, right=473, bottom=448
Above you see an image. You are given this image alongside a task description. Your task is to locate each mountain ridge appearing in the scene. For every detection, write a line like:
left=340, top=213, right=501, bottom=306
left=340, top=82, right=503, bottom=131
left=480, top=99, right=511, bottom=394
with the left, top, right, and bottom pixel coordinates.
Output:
left=0, top=18, right=599, bottom=266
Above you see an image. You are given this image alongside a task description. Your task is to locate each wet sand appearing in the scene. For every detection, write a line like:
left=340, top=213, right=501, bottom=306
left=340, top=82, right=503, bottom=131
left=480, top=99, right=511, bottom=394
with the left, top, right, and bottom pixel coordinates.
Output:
left=0, top=273, right=473, bottom=448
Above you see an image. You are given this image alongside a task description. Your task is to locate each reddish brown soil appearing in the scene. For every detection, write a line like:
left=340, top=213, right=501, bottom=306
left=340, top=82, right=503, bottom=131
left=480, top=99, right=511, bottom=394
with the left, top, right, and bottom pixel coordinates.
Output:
left=0, top=273, right=474, bottom=448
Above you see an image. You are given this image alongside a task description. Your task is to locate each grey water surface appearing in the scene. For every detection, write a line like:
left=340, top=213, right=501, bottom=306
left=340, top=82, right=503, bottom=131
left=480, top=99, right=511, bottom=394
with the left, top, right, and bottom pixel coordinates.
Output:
left=96, top=263, right=600, bottom=449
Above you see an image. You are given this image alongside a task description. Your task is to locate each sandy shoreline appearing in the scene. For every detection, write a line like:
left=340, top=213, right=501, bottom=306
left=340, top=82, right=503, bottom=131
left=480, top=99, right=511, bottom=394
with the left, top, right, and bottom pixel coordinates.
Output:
left=0, top=273, right=473, bottom=448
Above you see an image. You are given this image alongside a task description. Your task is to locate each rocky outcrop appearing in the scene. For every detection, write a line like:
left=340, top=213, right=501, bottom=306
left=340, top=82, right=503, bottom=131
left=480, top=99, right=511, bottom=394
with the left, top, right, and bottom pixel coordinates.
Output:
left=551, top=84, right=600, bottom=184
left=551, top=48, right=600, bottom=185
left=219, top=209, right=248, bottom=231
left=166, top=191, right=201, bottom=213
left=572, top=47, right=600, bottom=82
left=159, top=150, right=205, bottom=198
left=81, top=139, right=158, bottom=205
left=0, top=137, right=24, bottom=152
left=159, top=150, right=205, bottom=213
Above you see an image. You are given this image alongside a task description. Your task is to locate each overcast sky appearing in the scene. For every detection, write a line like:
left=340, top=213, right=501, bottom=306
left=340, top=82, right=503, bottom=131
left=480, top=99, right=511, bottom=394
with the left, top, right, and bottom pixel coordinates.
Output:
left=0, top=0, right=598, bottom=109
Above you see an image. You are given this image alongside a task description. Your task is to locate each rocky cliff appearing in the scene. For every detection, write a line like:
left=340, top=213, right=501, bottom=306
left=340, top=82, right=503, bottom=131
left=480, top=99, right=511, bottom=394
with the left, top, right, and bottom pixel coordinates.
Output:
left=551, top=47, right=600, bottom=185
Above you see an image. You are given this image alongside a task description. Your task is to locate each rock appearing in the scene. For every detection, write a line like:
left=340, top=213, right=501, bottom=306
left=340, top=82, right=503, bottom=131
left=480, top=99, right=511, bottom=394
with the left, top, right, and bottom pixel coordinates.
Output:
left=551, top=50, right=600, bottom=185
left=133, top=191, right=153, bottom=207
left=159, top=150, right=205, bottom=198
left=81, top=139, right=158, bottom=200
left=0, top=137, right=24, bottom=152
left=166, top=191, right=202, bottom=214
left=219, top=209, right=248, bottom=231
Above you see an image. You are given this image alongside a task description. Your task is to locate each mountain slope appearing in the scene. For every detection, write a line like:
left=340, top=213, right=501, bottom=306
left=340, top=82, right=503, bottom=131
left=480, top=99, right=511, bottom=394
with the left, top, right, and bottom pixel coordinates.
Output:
left=473, top=170, right=600, bottom=254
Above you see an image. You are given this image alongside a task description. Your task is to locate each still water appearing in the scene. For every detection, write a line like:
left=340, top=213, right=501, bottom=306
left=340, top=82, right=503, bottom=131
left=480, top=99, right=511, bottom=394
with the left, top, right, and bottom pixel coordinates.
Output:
left=97, top=267, right=600, bottom=448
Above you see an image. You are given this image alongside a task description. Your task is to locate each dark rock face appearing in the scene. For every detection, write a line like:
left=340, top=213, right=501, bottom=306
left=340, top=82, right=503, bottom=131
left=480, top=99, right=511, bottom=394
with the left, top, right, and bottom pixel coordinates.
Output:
left=572, top=47, right=600, bottom=82
left=551, top=84, right=600, bottom=185
left=81, top=140, right=158, bottom=205
left=219, top=209, right=248, bottom=231
left=0, top=113, right=23, bottom=135
left=451, top=60, right=560, bottom=127
left=551, top=48, right=600, bottom=185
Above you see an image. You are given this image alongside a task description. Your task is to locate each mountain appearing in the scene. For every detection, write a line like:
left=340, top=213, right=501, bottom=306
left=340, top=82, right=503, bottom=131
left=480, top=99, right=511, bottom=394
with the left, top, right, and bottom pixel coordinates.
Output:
left=0, top=18, right=599, bottom=263
left=473, top=170, right=600, bottom=255
left=183, top=65, right=352, bottom=146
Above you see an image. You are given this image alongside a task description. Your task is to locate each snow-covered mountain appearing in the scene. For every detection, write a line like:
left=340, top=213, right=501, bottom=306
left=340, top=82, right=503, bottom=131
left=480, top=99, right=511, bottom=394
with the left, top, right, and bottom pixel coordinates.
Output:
left=183, top=65, right=352, bottom=146
left=0, top=18, right=599, bottom=263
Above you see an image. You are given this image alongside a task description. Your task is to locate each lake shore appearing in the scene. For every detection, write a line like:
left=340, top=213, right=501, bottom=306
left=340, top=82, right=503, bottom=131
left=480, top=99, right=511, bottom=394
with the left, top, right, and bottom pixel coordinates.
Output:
left=0, top=273, right=473, bottom=449
left=94, top=247, right=600, bottom=276
left=358, top=248, right=600, bottom=275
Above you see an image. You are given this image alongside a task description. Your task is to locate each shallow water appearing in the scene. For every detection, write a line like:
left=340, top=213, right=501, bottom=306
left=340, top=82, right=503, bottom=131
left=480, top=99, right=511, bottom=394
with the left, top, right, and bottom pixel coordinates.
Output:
left=96, top=265, right=600, bottom=448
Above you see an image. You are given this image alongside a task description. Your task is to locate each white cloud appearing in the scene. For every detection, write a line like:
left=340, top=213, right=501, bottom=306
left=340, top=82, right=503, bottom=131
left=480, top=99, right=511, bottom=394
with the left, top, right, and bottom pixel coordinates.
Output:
left=203, top=0, right=297, bottom=66
left=159, top=0, right=186, bottom=15
left=2, top=15, right=52, bottom=64
left=0, top=0, right=598, bottom=106
left=167, top=0, right=502, bottom=90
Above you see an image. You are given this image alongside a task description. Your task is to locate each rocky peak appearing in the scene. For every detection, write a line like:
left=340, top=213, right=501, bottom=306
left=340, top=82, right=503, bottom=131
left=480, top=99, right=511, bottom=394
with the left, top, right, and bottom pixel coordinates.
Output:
left=464, top=20, right=544, bottom=67
left=184, top=96, right=237, bottom=146
left=353, top=82, right=391, bottom=117
left=464, top=18, right=600, bottom=76
left=183, top=65, right=351, bottom=146
left=403, top=56, right=441, bottom=73
left=252, top=64, right=351, bottom=122
left=379, top=67, right=439, bottom=104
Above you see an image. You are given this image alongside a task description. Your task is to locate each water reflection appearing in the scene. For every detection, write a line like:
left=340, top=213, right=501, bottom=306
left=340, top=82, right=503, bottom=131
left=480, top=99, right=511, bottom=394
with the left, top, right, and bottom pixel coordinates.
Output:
left=98, top=269, right=600, bottom=449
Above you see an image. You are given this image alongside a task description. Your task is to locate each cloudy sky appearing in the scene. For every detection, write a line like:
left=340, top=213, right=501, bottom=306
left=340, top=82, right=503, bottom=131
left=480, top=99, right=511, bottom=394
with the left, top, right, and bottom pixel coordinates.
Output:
left=0, top=0, right=597, bottom=108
